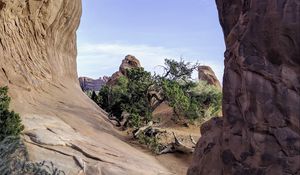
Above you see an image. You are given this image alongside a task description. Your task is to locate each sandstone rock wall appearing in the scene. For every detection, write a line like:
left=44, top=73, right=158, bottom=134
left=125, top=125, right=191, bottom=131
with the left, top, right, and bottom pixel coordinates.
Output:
left=189, top=0, right=300, bottom=174
left=0, top=1, right=171, bottom=174
left=0, top=0, right=80, bottom=87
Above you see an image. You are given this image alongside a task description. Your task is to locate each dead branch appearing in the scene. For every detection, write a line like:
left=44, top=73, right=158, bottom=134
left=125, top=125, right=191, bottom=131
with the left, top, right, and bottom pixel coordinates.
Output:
left=190, top=135, right=197, bottom=146
left=133, top=121, right=153, bottom=138
left=108, top=114, right=121, bottom=127
left=159, top=132, right=194, bottom=155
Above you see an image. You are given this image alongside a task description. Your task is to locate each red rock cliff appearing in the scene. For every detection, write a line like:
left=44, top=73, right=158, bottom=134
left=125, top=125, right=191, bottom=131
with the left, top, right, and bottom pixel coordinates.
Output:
left=188, top=0, right=300, bottom=174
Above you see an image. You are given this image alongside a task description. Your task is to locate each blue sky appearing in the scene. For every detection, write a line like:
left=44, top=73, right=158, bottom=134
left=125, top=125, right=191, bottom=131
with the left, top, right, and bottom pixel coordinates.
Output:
left=77, top=0, right=225, bottom=81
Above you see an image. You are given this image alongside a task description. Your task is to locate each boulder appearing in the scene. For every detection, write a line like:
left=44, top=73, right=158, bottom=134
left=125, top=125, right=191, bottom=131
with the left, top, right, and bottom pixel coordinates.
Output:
left=119, top=55, right=141, bottom=75
left=198, top=65, right=221, bottom=89
left=106, top=55, right=141, bottom=86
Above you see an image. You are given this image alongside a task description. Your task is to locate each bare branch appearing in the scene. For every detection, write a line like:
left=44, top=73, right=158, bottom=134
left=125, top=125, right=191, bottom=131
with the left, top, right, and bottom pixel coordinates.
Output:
left=190, top=135, right=197, bottom=145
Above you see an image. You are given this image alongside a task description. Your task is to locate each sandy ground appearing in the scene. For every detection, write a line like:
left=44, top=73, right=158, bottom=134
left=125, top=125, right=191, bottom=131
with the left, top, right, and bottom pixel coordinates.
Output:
left=128, top=140, right=193, bottom=175
left=123, top=102, right=201, bottom=175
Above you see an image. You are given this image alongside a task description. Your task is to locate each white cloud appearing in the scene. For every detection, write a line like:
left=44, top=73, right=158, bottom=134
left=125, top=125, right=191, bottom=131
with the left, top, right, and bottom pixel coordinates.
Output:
left=77, top=43, right=224, bottom=82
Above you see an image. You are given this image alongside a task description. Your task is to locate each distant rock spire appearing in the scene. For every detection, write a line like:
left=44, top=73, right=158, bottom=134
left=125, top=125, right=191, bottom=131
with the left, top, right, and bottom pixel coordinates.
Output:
left=198, top=65, right=221, bottom=89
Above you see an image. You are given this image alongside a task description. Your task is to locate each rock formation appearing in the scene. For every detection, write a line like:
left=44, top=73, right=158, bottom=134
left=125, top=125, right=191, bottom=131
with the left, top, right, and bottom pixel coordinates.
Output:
left=198, top=65, right=221, bottom=89
left=189, top=0, right=300, bottom=174
left=0, top=1, right=171, bottom=174
left=106, top=55, right=141, bottom=86
left=79, top=76, right=109, bottom=91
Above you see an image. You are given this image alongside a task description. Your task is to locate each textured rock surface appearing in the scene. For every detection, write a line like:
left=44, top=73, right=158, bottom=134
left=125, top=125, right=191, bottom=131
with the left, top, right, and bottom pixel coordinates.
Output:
left=189, top=0, right=300, bottom=174
left=198, top=65, right=221, bottom=89
left=106, top=55, right=141, bottom=86
left=0, top=1, right=171, bottom=174
left=79, top=76, right=109, bottom=91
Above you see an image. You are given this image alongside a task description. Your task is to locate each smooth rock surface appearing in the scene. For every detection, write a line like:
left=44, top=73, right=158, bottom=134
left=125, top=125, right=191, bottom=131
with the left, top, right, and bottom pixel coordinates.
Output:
left=0, top=1, right=172, bottom=174
left=189, top=0, right=300, bottom=174
left=198, top=65, right=221, bottom=89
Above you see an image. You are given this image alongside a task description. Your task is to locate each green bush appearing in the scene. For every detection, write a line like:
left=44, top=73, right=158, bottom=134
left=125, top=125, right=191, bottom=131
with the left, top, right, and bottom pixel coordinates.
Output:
left=98, top=76, right=129, bottom=119
left=162, top=58, right=198, bottom=81
left=98, top=85, right=110, bottom=110
left=161, top=79, right=222, bottom=122
left=185, top=99, right=202, bottom=120
left=0, top=86, right=24, bottom=142
left=97, top=59, right=222, bottom=127
left=0, top=136, right=65, bottom=175
left=137, top=133, right=162, bottom=154
left=161, top=80, right=190, bottom=118
left=91, top=91, right=99, bottom=104
left=0, top=87, right=65, bottom=174
left=190, top=81, right=222, bottom=121
left=128, top=113, right=142, bottom=128
left=98, top=68, right=153, bottom=127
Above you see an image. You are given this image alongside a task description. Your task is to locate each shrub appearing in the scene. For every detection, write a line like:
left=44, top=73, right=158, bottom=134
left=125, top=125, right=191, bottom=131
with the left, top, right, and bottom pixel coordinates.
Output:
left=0, top=136, right=65, bottom=175
left=162, top=58, right=198, bottom=81
left=0, top=87, right=65, bottom=174
left=98, top=85, right=110, bottom=110
left=98, top=68, right=153, bottom=127
left=161, top=80, right=190, bottom=118
left=98, top=76, right=129, bottom=119
left=0, top=86, right=24, bottom=142
left=91, top=91, right=99, bottom=104
left=137, top=133, right=162, bottom=154
left=124, top=68, right=153, bottom=126
left=161, top=79, right=222, bottom=122
left=97, top=59, right=222, bottom=126
left=190, top=81, right=222, bottom=121
left=128, top=113, right=142, bottom=128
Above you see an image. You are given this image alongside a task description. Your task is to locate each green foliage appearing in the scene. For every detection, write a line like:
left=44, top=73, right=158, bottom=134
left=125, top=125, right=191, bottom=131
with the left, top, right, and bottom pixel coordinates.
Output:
left=160, top=66, right=222, bottom=121
left=98, top=76, right=128, bottom=118
left=128, top=113, right=142, bottom=128
left=124, top=68, right=153, bottom=127
left=0, top=87, right=10, bottom=110
left=162, top=58, right=199, bottom=81
left=161, top=80, right=190, bottom=117
left=98, top=85, right=110, bottom=110
left=0, top=87, right=24, bottom=142
left=0, top=136, right=65, bottom=175
left=137, top=133, right=162, bottom=154
left=98, top=69, right=153, bottom=127
left=109, top=76, right=129, bottom=118
left=91, top=91, right=101, bottom=105
left=190, top=81, right=222, bottom=120
left=97, top=59, right=222, bottom=127
left=183, top=99, right=200, bottom=120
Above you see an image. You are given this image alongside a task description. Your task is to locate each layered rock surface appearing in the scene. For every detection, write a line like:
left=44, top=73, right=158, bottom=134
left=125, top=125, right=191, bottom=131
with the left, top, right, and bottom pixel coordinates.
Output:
left=198, top=65, right=221, bottom=89
left=79, top=76, right=109, bottom=91
left=189, top=0, right=300, bottom=174
left=0, top=0, right=171, bottom=174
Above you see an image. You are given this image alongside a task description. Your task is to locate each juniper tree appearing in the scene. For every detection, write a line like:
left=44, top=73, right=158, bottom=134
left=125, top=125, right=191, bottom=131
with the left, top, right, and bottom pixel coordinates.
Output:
left=0, top=86, right=24, bottom=141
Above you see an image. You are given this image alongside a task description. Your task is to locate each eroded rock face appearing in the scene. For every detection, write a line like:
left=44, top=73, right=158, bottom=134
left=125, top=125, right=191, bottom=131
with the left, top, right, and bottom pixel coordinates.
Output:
left=0, top=1, right=171, bottom=174
left=106, top=55, right=141, bottom=86
left=189, top=0, right=300, bottom=174
left=79, top=76, right=109, bottom=91
left=119, top=55, right=141, bottom=75
left=198, top=65, right=221, bottom=89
